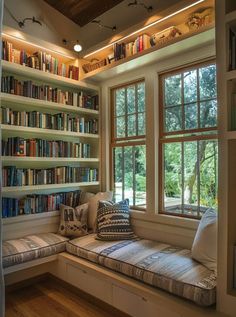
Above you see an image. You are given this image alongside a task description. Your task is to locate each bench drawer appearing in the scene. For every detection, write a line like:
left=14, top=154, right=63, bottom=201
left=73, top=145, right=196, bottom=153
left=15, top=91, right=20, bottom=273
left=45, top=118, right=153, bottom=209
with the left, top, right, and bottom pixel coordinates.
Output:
left=112, top=285, right=181, bottom=317
left=66, top=263, right=112, bottom=304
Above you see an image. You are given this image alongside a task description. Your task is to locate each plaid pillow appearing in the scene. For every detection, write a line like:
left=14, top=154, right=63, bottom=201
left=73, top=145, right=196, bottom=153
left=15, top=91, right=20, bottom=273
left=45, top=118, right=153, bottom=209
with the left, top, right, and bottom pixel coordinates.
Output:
left=96, top=199, right=135, bottom=240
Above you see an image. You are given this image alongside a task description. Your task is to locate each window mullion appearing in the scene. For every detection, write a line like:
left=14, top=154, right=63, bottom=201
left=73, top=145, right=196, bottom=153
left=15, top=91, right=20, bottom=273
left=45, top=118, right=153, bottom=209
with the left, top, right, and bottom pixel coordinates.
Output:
left=197, top=140, right=201, bottom=218
left=132, top=146, right=136, bottom=206
left=122, top=147, right=125, bottom=201
left=181, top=142, right=185, bottom=215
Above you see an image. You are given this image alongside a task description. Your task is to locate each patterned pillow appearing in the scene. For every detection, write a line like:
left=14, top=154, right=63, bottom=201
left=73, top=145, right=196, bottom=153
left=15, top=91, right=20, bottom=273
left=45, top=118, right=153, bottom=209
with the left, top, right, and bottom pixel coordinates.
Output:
left=96, top=199, right=135, bottom=240
left=58, top=203, right=89, bottom=237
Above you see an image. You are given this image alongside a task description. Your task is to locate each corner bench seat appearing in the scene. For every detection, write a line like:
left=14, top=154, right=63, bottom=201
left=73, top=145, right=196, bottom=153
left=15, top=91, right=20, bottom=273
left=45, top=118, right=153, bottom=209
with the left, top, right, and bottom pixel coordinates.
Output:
left=3, top=233, right=69, bottom=268
left=66, top=234, right=216, bottom=307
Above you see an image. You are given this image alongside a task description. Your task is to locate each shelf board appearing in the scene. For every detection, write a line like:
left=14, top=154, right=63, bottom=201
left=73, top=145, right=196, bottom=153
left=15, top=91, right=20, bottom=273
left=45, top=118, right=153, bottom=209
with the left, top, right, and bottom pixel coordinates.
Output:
left=82, top=27, right=215, bottom=82
left=2, top=210, right=60, bottom=225
left=2, top=60, right=99, bottom=92
left=2, top=156, right=99, bottom=165
left=1, top=124, right=99, bottom=140
left=225, top=10, right=236, bottom=24
left=2, top=182, right=100, bottom=194
left=0, top=93, right=99, bottom=116
left=226, top=70, right=236, bottom=81
left=224, top=131, right=236, bottom=139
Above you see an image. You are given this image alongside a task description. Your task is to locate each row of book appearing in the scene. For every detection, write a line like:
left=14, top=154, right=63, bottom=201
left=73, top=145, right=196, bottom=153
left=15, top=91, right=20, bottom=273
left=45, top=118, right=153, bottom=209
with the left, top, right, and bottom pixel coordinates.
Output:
left=1, top=76, right=99, bottom=110
left=1, top=107, right=98, bottom=134
left=2, top=190, right=82, bottom=217
left=2, top=40, right=79, bottom=80
left=2, top=166, right=98, bottom=187
left=2, top=137, right=92, bottom=158
left=113, top=34, right=150, bottom=61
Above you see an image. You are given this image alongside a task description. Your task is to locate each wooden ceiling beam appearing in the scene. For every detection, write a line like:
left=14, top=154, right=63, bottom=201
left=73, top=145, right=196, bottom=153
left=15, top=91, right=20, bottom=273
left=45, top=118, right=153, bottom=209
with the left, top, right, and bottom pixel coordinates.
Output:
left=43, top=0, right=125, bottom=27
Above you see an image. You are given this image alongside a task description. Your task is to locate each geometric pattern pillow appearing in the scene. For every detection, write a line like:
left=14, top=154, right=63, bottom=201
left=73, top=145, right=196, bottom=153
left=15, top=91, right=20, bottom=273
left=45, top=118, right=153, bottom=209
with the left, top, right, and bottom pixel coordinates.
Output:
left=96, top=199, right=136, bottom=241
left=58, top=203, right=89, bottom=237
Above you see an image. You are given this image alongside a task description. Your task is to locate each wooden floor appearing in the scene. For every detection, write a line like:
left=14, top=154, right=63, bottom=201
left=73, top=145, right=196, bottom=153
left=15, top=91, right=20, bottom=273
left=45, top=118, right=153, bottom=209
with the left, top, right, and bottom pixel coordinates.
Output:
left=6, top=277, right=129, bottom=317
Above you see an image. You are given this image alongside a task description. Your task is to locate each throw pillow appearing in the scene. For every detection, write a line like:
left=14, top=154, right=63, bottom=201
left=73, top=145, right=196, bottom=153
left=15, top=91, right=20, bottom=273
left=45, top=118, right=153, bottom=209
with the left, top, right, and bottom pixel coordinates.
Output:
left=58, top=203, right=89, bottom=237
left=80, top=191, right=95, bottom=205
left=87, top=191, right=113, bottom=230
left=96, top=199, right=136, bottom=241
left=191, top=208, right=217, bottom=272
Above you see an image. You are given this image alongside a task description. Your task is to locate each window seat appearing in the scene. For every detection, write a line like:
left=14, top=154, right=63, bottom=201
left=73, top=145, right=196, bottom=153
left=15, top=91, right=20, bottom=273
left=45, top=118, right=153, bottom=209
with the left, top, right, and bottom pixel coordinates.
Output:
left=66, top=234, right=216, bottom=307
left=3, top=233, right=69, bottom=268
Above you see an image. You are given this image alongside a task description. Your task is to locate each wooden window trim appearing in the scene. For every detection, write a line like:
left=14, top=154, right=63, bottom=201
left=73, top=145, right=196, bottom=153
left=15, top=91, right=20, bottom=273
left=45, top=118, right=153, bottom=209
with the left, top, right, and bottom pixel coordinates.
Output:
left=159, top=59, right=217, bottom=219
left=110, top=79, right=146, bottom=210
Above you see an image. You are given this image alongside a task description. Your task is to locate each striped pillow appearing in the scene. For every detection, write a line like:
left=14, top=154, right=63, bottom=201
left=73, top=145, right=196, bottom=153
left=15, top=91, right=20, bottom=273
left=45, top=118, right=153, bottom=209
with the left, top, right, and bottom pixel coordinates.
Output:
left=96, top=199, right=135, bottom=240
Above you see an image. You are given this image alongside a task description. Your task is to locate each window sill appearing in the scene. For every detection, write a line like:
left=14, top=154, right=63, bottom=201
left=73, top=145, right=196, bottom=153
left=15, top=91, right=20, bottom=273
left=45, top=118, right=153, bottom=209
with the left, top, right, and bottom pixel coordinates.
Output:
left=130, top=209, right=199, bottom=230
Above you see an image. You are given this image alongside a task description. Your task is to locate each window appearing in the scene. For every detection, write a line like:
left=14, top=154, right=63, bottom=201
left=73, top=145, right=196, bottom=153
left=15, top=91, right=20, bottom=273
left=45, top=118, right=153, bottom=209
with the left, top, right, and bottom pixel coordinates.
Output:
left=111, top=80, right=146, bottom=209
left=159, top=62, right=218, bottom=218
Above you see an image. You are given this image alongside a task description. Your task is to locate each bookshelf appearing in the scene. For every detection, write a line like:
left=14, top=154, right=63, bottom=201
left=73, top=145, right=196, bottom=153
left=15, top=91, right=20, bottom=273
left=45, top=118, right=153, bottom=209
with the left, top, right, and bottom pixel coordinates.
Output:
left=81, top=0, right=214, bottom=80
left=1, top=39, right=101, bottom=220
left=0, top=93, right=99, bottom=116
left=216, top=0, right=236, bottom=316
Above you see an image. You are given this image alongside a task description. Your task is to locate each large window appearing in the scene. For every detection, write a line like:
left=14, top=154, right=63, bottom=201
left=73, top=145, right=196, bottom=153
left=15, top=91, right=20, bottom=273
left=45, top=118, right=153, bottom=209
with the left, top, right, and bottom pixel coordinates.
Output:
left=111, top=80, right=146, bottom=209
left=159, top=62, right=218, bottom=218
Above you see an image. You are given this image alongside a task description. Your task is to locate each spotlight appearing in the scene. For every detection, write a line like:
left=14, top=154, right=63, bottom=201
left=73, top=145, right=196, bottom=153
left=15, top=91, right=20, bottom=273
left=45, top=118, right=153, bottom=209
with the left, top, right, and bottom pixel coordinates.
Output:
left=73, top=41, right=82, bottom=52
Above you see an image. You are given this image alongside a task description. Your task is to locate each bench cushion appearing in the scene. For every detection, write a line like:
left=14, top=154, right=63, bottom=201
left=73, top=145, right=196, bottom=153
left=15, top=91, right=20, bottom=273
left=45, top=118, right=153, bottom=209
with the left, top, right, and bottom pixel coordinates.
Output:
left=3, top=233, right=69, bottom=268
left=66, top=234, right=216, bottom=306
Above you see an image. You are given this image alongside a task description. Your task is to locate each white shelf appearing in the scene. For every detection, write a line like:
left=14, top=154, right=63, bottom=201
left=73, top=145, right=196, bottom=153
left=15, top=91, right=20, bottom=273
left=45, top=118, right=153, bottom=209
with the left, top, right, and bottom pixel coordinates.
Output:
left=225, top=10, right=236, bottom=24
left=2, top=210, right=60, bottom=225
left=1, top=124, right=99, bottom=140
left=0, top=93, right=99, bottom=116
left=226, top=70, right=236, bottom=80
left=2, top=60, right=99, bottom=92
left=224, top=131, right=236, bottom=140
left=2, top=182, right=100, bottom=194
left=82, top=28, right=215, bottom=82
left=2, top=156, right=99, bottom=165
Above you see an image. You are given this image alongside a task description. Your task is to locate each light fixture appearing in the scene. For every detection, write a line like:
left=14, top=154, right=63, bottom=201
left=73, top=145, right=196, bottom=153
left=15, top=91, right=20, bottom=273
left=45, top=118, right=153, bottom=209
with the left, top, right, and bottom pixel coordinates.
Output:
left=73, top=41, right=82, bottom=52
left=84, top=0, right=205, bottom=58
left=2, top=32, right=75, bottom=59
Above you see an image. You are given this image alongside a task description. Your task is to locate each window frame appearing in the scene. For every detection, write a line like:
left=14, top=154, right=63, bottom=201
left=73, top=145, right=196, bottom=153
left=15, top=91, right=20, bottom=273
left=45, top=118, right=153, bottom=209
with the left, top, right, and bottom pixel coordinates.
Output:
left=158, top=60, right=218, bottom=219
left=110, top=79, right=146, bottom=210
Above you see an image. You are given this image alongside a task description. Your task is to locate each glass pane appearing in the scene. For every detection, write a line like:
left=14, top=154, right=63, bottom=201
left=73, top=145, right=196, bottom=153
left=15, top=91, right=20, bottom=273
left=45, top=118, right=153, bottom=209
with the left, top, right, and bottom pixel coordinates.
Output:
left=114, top=147, right=123, bottom=202
left=200, top=100, right=217, bottom=128
left=115, top=88, right=125, bottom=116
left=138, top=112, right=145, bottom=135
left=184, top=142, right=198, bottom=217
left=164, top=74, right=182, bottom=106
left=165, top=106, right=182, bottom=132
left=137, top=82, right=145, bottom=112
left=116, top=116, right=126, bottom=138
left=199, top=64, right=217, bottom=100
left=134, top=145, right=146, bottom=207
left=184, top=70, right=197, bottom=103
left=124, top=146, right=134, bottom=205
left=200, top=140, right=218, bottom=213
left=127, top=85, right=135, bottom=114
left=164, top=142, right=182, bottom=213
left=127, top=114, right=136, bottom=136
left=185, top=103, right=198, bottom=130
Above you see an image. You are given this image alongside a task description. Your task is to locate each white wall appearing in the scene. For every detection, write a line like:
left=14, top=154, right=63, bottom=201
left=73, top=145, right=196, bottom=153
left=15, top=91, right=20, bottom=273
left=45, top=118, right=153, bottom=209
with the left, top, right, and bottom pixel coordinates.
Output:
left=3, top=0, right=80, bottom=50
left=100, top=42, right=216, bottom=249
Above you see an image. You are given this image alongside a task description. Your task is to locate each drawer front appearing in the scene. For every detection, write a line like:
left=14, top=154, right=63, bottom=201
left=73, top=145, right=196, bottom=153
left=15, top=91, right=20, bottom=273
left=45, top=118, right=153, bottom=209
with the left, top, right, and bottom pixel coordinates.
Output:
left=66, top=263, right=112, bottom=304
left=112, top=285, right=181, bottom=317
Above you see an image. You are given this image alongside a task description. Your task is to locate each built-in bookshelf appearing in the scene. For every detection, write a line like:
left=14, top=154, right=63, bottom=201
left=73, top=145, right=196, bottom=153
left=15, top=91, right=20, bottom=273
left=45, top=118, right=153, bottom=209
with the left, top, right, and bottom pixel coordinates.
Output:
left=1, top=39, right=100, bottom=220
left=216, top=0, right=236, bottom=315
left=81, top=0, right=214, bottom=80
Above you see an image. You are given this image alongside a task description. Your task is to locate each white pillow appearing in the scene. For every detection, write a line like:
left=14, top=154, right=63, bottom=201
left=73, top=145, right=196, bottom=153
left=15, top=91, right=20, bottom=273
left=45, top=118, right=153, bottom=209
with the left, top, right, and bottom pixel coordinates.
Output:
left=191, top=209, right=217, bottom=272
left=87, top=191, right=113, bottom=230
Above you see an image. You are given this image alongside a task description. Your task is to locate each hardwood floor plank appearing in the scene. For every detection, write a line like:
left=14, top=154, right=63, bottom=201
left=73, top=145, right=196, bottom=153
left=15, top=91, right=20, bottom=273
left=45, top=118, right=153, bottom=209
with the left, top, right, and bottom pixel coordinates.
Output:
left=6, top=277, right=129, bottom=317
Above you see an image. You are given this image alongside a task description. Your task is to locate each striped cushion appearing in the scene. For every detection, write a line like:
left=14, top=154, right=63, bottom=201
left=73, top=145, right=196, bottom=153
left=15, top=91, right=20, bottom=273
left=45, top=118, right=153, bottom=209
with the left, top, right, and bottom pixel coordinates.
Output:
left=66, top=234, right=216, bottom=306
left=3, top=233, right=69, bottom=268
left=96, top=199, right=135, bottom=240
